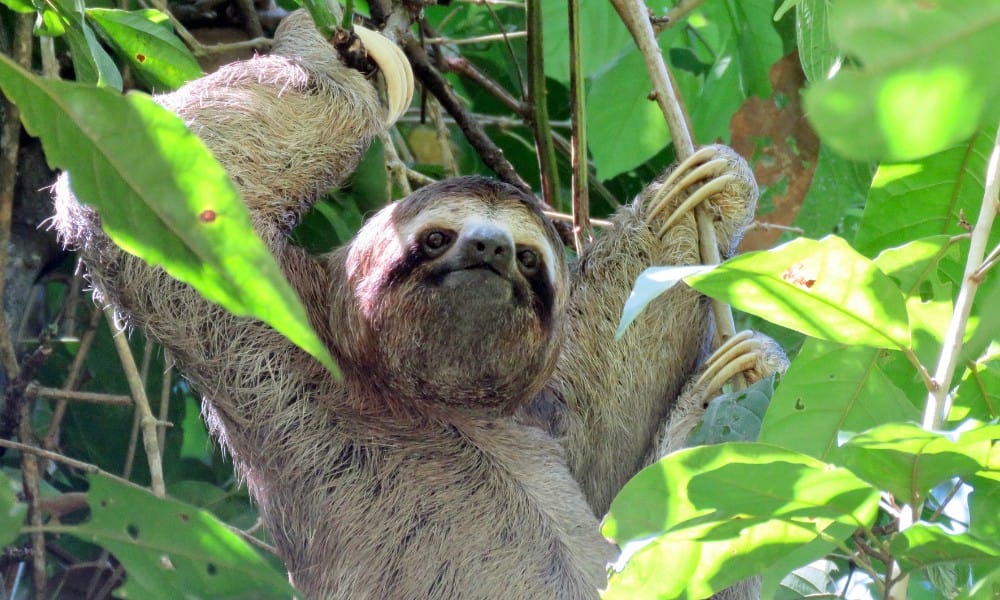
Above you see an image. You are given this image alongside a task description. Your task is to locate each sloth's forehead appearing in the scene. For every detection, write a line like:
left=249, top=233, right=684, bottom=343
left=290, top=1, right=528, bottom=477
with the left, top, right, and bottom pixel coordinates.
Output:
left=395, top=198, right=548, bottom=247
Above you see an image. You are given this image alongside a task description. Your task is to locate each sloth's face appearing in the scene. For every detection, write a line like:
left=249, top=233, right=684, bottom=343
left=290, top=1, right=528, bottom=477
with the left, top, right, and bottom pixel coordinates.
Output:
left=345, top=177, right=568, bottom=413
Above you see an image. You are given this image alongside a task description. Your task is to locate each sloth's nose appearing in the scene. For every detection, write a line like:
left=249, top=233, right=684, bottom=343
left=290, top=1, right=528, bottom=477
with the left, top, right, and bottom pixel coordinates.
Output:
left=460, top=224, right=515, bottom=273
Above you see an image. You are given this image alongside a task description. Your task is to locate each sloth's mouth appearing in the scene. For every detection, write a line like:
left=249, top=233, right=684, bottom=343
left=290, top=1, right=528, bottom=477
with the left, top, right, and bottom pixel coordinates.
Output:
left=462, top=263, right=505, bottom=278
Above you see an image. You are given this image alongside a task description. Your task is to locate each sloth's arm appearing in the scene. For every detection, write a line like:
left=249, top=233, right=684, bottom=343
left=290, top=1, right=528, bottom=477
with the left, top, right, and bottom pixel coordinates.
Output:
left=51, top=11, right=385, bottom=413
left=548, top=146, right=758, bottom=516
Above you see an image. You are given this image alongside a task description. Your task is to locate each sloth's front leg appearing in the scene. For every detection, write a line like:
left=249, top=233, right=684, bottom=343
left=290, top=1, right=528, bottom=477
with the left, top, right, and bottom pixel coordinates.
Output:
left=642, top=144, right=757, bottom=260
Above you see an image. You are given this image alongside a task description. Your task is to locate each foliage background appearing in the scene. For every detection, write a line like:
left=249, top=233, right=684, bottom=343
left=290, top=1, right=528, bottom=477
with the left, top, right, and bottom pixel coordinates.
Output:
left=0, top=0, right=997, bottom=598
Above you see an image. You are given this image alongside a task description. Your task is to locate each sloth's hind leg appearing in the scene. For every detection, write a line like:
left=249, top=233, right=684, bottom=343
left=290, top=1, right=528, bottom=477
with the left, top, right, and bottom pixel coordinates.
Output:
left=655, top=330, right=789, bottom=458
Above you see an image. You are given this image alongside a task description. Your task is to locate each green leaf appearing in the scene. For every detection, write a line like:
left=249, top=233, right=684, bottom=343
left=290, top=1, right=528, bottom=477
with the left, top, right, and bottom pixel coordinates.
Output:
left=803, top=0, right=1000, bottom=161
left=604, top=443, right=878, bottom=598
left=854, top=131, right=996, bottom=257
left=59, top=474, right=295, bottom=599
left=0, top=0, right=34, bottom=13
left=0, top=54, right=339, bottom=376
left=587, top=47, right=671, bottom=180
left=794, top=0, right=837, bottom=83
left=615, top=265, right=713, bottom=338
left=684, top=235, right=911, bottom=350
left=954, top=356, right=1000, bottom=425
left=728, top=0, right=784, bottom=98
left=0, top=470, right=26, bottom=546
left=832, top=422, right=996, bottom=505
left=793, top=144, right=873, bottom=239
left=758, top=340, right=919, bottom=460
left=891, top=524, right=1000, bottom=571
left=687, top=375, right=774, bottom=446
left=87, top=8, right=202, bottom=92
left=542, top=1, right=632, bottom=84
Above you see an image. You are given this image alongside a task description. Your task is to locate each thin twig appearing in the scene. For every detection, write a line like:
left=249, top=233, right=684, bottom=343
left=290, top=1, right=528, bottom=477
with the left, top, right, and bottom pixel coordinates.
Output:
left=567, top=0, right=591, bottom=251
left=19, top=399, right=46, bottom=599
left=426, top=97, right=460, bottom=177
left=443, top=56, right=531, bottom=117
left=105, top=308, right=165, bottom=497
left=424, top=31, right=527, bottom=45
left=43, top=305, right=104, bottom=451
left=28, top=385, right=132, bottom=406
left=380, top=129, right=412, bottom=197
left=157, top=359, right=172, bottom=457
left=525, top=0, right=560, bottom=208
left=652, top=0, right=706, bottom=34
left=610, top=0, right=744, bottom=389
left=399, top=32, right=533, bottom=194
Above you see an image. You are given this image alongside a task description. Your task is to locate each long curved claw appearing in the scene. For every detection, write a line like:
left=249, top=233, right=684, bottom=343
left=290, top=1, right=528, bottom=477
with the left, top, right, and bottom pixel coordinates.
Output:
left=647, top=158, right=729, bottom=225
left=656, top=173, right=738, bottom=238
left=354, top=26, right=414, bottom=126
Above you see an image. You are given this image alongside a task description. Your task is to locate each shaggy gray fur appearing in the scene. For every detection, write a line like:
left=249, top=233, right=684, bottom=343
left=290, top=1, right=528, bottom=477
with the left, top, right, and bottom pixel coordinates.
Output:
left=52, top=10, right=776, bottom=600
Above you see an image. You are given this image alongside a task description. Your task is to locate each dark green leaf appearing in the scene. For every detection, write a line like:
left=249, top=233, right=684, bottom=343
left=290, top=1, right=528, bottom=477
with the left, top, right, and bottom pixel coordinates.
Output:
left=794, top=0, right=837, bottom=83
left=687, top=375, right=774, bottom=445
left=0, top=54, right=339, bottom=376
left=0, top=470, right=26, bottom=546
left=684, top=235, right=911, bottom=349
left=87, top=8, right=202, bottom=92
left=793, top=144, right=873, bottom=239
left=59, top=474, right=295, bottom=599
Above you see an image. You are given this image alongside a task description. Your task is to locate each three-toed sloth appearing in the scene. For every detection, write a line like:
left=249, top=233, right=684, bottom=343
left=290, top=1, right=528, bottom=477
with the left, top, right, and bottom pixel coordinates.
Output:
left=53, top=10, right=784, bottom=600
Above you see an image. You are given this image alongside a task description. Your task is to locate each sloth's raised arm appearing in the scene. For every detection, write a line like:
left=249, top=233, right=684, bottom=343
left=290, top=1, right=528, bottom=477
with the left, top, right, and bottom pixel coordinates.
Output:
left=51, top=11, right=390, bottom=420
left=548, top=146, right=758, bottom=516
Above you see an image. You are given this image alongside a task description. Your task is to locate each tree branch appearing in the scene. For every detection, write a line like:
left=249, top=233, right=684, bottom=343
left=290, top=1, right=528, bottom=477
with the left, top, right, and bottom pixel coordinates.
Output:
left=525, top=0, right=560, bottom=208
left=568, top=0, right=591, bottom=251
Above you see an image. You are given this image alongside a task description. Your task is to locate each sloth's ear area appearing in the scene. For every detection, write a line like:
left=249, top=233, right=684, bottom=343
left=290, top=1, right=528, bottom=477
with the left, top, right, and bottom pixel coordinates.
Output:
left=353, top=26, right=414, bottom=126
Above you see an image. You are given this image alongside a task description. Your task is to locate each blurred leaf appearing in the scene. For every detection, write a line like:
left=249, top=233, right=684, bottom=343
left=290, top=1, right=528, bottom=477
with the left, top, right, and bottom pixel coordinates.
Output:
left=891, top=524, right=1000, bottom=571
left=0, top=0, right=34, bottom=13
left=832, top=422, right=996, bottom=505
left=684, top=235, right=911, bottom=349
left=60, top=474, right=295, bottom=599
left=0, top=470, right=26, bottom=546
left=759, top=340, right=919, bottom=459
left=854, top=131, right=995, bottom=257
left=968, top=472, right=1000, bottom=542
left=0, top=54, right=339, bottom=376
left=775, top=559, right=839, bottom=599
left=87, top=8, right=202, bottom=92
left=803, top=0, right=1000, bottom=161
left=47, top=0, right=123, bottom=90
left=542, top=1, right=632, bottom=84
left=688, top=375, right=774, bottom=446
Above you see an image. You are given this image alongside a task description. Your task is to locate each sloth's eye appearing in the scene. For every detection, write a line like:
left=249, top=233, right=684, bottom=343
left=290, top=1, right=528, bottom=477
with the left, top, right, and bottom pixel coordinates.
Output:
left=517, top=249, right=539, bottom=273
left=421, top=230, right=452, bottom=256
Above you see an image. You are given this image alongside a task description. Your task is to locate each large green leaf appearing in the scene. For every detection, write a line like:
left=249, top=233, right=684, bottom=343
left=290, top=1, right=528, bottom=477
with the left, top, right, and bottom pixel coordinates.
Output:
left=684, top=235, right=911, bottom=350
left=87, top=8, right=202, bottom=92
left=0, top=54, right=338, bottom=376
left=793, top=0, right=837, bottom=83
left=832, top=422, right=997, bottom=506
left=56, top=474, right=295, bottom=599
left=793, top=144, right=873, bottom=239
left=603, top=443, right=878, bottom=598
left=758, top=340, right=919, bottom=460
left=953, top=355, right=1000, bottom=423
left=854, top=131, right=995, bottom=257
left=47, top=0, right=123, bottom=90
left=803, top=0, right=1000, bottom=162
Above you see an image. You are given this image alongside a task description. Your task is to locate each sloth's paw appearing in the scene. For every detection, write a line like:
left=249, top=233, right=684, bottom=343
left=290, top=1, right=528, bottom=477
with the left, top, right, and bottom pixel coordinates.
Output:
left=642, top=144, right=757, bottom=255
left=694, top=330, right=788, bottom=400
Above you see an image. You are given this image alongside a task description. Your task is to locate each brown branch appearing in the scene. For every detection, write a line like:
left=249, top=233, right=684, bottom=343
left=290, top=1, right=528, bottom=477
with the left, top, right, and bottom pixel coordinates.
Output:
left=28, top=385, right=132, bottom=406
left=568, top=0, right=591, bottom=251
left=525, top=0, right=560, bottom=208
left=610, top=0, right=744, bottom=388
left=651, top=0, right=706, bottom=34
left=399, top=32, right=532, bottom=194
left=443, top=56, right=531, bottom=117
left=0, top=13, right=32, bottom=381
left=42, top=304, right=104, bottom=451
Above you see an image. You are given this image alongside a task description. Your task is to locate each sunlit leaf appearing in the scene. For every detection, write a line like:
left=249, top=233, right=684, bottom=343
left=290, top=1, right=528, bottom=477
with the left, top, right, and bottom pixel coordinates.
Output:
left=687, top=375, right=774, bottom=446
left=615, top=265, right=713, bottom=339
left=0, top=54, right=339, bottom=376
left=793, top=0, right=837, bottom=83
left=953, top=355, right=1000, bottom=424
left=833, top=422, right=997, bottom=506
left=803, top=0, right=1000, bottom=161
left=684, top=235, right=910, bottom=349
left=891, top=524, right=1000, bottom=571
left=87, top=8, right=202, bottom=92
